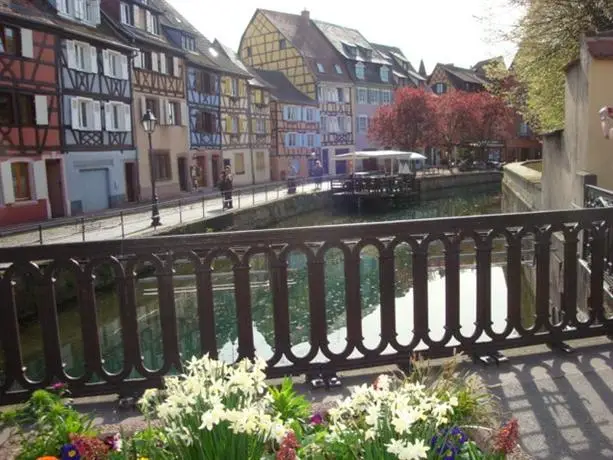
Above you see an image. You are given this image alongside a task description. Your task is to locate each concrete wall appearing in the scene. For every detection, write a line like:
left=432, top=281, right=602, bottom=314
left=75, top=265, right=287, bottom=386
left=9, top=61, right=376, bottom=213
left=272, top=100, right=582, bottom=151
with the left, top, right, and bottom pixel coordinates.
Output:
left=501, top=162, right=542, bottom=212
left=64, top=149, right=137, bottom=214
left=419, top=171, right=501, bottom=192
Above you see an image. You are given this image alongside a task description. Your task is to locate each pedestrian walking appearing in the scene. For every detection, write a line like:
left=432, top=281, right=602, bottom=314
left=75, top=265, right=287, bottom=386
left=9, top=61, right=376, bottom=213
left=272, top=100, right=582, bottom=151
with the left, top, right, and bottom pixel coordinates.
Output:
left=219, top=166, right=233, bottom=210
left=313, top=160, right=324, bottom=191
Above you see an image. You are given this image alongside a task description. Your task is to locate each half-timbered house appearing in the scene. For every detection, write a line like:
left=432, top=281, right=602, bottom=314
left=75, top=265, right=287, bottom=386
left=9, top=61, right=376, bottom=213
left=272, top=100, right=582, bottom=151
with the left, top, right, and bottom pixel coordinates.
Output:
left=239, top=9, right=354, bottom=175
left=372, top=44, right=427, bottom=89
left=102, top=0, right=188, bottom=199
left=216, top=42, right=272, bottom=185
left=33, top=0, right=138, bottom=215
left=0, top=2, right=64, bottom=225
left=213, top=40, right=258, bottom=187
left=252, top=69, right=319, bottom=181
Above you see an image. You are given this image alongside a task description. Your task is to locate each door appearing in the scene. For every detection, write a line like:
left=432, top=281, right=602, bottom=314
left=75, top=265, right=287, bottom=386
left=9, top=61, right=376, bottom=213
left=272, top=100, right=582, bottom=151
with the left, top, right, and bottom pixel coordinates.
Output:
left=80, top=169, right=109, bottom=213
left=45, top=159, right=65, bottom=218
left=322, top=149, right=329, bottom=174
left=212, top=155, right=220, bottom=186
left=124, top=162, right=136, bottom=202
left=178, top=157, right=188, bottom=192
left=335, top=160, right=347, bottom=174
left=196, top=156, right=207, bottom=187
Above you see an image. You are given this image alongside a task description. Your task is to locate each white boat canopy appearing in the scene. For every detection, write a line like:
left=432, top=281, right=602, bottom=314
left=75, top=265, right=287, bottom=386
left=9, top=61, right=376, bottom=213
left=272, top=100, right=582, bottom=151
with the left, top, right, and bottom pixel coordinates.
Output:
left=336, top=150, right=427, bottom=160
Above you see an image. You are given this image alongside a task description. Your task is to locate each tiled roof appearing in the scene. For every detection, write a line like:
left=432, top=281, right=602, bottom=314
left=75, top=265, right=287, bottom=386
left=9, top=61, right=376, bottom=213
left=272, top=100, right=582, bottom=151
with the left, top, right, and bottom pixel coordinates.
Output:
left=372, top=43, right=426, bottom=85
left=471, top=56, right=505, bottom=75
left=251, top=69, right=317, bottom=105
left=432, top=63, right=488, bottom=88
left=212, top=39, right=257, bottom=79
left=585, top=36, right=613, bottom=58
left=312, top=20, right=389, bottom=65
left=259, top=9, right=352, bottom=83
left=0, top=0, right=131, bottom=50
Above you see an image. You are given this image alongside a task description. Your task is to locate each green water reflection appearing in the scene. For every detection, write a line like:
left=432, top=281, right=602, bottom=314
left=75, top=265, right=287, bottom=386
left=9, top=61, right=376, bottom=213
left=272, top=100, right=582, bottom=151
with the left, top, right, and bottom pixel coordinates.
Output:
left=8, top=185, right=536, bottom=381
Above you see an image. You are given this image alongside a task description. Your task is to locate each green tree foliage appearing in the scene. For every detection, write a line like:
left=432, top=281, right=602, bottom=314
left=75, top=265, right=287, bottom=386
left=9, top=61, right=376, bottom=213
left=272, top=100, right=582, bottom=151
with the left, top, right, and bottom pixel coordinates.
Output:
left=505, top=0, right=613, bottom=132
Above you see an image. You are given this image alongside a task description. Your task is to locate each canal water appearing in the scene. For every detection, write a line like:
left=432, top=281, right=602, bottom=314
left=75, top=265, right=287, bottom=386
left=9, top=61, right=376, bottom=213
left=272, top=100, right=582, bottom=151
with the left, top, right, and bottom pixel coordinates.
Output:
left=7, top=184, right=536, bottom=382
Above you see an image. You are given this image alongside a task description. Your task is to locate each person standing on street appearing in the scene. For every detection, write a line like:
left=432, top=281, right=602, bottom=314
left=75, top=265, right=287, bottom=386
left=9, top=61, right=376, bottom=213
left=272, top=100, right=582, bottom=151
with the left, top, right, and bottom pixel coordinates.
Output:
left=220, top=166, right=234, bottom=210
left=313, top=160, right=324, bottom=190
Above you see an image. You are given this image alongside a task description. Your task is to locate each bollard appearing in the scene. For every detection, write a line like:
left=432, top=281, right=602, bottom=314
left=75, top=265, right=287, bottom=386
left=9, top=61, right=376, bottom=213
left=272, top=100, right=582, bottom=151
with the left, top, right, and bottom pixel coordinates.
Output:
left=202, top=196, right=206, bottom=217
left=252, top=187, right=255, bottom=206
left=38, top=225, right=43, bottom=245
left=81, top=217, right=86, bottom=242
left=237, top=190, right=241, bottom=209
left=120, top=212, right=125, bottom=239
left=179, top=199, right=183, bottom=224
left=265, top=185, right=268, bottom=202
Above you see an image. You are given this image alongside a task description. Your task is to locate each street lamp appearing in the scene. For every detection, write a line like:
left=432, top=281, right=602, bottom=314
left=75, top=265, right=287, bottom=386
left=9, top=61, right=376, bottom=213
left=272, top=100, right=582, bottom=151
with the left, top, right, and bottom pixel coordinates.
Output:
left=141, top=109, right=161, bottom=227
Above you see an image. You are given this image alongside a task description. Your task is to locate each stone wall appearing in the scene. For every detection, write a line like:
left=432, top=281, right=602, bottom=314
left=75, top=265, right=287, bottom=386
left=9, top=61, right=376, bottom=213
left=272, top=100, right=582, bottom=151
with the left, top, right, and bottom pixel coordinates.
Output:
left=419, top=171, right=501, bottom=193
left=501, top=162, right=542, bottom=212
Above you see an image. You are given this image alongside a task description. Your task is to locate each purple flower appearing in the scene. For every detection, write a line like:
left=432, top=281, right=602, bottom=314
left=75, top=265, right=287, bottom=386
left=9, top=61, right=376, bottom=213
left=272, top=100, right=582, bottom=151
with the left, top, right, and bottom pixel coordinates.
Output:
left=52, top=382, right=66, bottom=391
left=309, top=412, right=324, bottom=425
left=59, top=443, right=80, bottom=460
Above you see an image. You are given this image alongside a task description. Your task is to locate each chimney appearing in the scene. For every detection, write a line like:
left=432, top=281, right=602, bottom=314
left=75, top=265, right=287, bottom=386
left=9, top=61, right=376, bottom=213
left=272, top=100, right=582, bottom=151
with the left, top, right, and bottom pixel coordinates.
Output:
left=301, top=9, right=310, bottom=21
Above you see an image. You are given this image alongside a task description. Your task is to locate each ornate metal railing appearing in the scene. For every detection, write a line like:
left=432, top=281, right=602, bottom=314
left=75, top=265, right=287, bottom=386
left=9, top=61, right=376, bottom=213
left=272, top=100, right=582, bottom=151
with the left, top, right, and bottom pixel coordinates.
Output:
left=1, top=207, right=613, bottom=404
left=584, top=184, right=613, bottom=275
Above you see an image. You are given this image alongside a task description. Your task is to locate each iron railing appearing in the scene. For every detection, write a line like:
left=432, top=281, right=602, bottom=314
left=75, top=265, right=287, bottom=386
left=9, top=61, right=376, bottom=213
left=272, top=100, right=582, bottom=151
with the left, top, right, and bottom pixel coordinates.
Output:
left=1, top=207, right=613, bottom=404
left=584, top=184, right=613, bottom=275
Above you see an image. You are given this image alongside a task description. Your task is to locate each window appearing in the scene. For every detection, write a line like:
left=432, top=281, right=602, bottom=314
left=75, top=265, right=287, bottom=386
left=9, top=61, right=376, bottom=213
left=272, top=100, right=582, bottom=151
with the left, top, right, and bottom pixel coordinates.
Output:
left=11, top=162, right=31, bottom=201
left=519, top=122, right=530, bottom=136
left=317, top=86, right=324, bottom=102
left=305, top=107, right=315, bottom=122
left=17, top=94, right=35, bottom=126
left=145, top=10, right=160, bottom=35
left=196, top=70, right=213, bottom=93
left=380, top=66, right=389, bottom=82
left=316, top=62, right=325, bottom=73
left=145, top=97, right=158, bottom=117
left=59, top=0, right=101, bottom=25
left=103, top=49, right=128, bottom=79
left=230, top=78, right=238, bottom=96
left=338, top=116, right=345, bottom=132
left=357, top=88, right=367, bottom=104
left=320, top=116, right=327, bottom=133
left=334, top=64, right=343, bottom=74
left=368, top=88, right=379, bottom=105
left=246, top=47, right=252, bottom=57
left=337, top=88, right=344, bottom=103
left=286, top=106, right=300, bottom=121
left=355, top=62, right=365, bottom=80
left=235, top=152, right=245, bottom=174
left=0, top=92, right=13, bottom=125
left=0, top=25, right=20, bottom=55
left=143, top=51, right=153, bottom=70
left=166, top=101, right=181, bottom=125
left=433, top=82, right=447, bottom=94
left=119, top=2, right=133, bottom=25
left=153, top=152, right=171, bottom=181
left=70, top=97, right=101, bottom=130
left=105, top=101, right=131, bottom=131
left=196, top=111, right=216, bottom=133
left=288, top=133, right=297, bottom=146
left=279, top=39, right=286, bottom=50
left=381, top=90, right=392, bottom=105
left=255, top=118, right=266, bottom=133
left=182, top=34, right=196, bottom=52
left=231, top=116, right=239, bottom=133
left=67, top=40, right=97, bottom=73
left=306, top=133, right=315, bottom=147
left=358, top=116, right=368, bottom=133
left=252, top=89, right=263, bottom=104
left=256, top=151, right=265, bottom=171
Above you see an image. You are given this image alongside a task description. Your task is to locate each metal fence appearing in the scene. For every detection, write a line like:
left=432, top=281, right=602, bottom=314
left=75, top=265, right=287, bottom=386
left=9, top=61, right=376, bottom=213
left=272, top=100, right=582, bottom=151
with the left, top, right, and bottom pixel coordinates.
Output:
left=1, top=207, right=612, bottom=404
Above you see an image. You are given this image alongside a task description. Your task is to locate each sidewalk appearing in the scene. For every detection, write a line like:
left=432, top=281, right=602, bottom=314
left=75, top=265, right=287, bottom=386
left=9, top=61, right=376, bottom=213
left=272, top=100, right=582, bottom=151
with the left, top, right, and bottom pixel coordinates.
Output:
left=0, top=181, right=330, bottom=248
left=1, top=338, right=610, bottom=459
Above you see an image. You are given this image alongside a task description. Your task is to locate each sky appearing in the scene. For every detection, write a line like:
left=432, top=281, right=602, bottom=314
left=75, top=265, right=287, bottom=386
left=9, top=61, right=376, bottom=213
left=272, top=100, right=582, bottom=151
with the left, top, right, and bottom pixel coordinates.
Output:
left=168, top=0, right=524, bottom=73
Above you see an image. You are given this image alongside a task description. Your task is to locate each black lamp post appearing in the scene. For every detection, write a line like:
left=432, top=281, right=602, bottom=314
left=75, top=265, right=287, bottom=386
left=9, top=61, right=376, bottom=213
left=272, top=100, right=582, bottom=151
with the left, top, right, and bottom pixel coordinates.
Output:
left=141, top=109, right=161, bottom=227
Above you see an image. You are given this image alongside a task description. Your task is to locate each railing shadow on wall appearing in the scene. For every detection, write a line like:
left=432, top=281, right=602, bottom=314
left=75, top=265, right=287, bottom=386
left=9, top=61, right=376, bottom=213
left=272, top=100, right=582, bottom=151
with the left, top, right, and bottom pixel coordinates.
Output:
left=1, top=207, right=613, bottom=404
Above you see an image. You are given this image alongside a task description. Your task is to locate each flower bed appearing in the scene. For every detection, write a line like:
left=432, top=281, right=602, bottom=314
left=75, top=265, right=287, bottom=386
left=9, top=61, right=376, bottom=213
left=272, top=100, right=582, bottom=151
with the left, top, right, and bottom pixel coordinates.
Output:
left=0, top=355, right=525, bottom=460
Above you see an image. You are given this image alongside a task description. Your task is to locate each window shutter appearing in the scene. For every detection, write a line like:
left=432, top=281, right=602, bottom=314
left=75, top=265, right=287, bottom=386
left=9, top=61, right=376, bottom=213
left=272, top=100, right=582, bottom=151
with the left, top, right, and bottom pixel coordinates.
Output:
left=240, top=117, right=248, bottom=133
left=92, top=101, right=102, bottom=130
left=315, top=109, right=321, bottom=123
left=120, top=3, right=127, bottom=23
left=34, top=95, right=49, bottom=126
left=345, top=116, right=352, bottom=133
left=159, top=52, right=167, bottom=74
left=75, top=0, right=85, bottom=19
left=90, top=0, right=101, bottom=25
left=239, top=80, right=246, bottom=97
left=104, top=102, right=113, bottom=131
left=0, top=161, right=15, bottom=205
left=284, top=133, right=289, bottom=147
left=251, top=118, right=256, bottom=133
left=283, top=106, right=289, bottom=121
left=20, top=29, right=34, bottom=59
left=66, top=40, right=76, bottom=69
left=120, top=55, right=128, bottom=79
left=315, top=134, right=321, bottom=148
left=123, top=103, right=131, bottom=131
left=151, top=52, right=159, bottom=72
left=133, top=4, right=141, bottom=28
left=33, top=161, right=48, bottom=200
left=173, top=57, right=180, bottom=77
left=159, top=98, right=167, bottom=124
left=134, top=50, right=143, bottom=69
left=180, top=102, right=188, bottom=126
left=145, top=10, right=152, bottom=33
left=89, top=45, right=98, bottom=74
left=102, top=49, right=110, bottom=76
left=70, top=97, right=80, bottom=129
left=344, top=88, right=350, bottom=103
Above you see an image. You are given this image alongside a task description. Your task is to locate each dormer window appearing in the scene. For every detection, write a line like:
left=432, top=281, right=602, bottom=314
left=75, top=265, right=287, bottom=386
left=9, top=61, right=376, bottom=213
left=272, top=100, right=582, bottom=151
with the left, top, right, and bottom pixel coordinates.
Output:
left=57, top=0, right=101, bottom=26
left=334, top=64, right=342, bottom=74
left=279, top=39, right=286, bottom=50
left=317, top=62, right=325, bottom=73
left=380, top=66, right=389, bottom=82
left=342, top=43, right=357, bottom=57
left=355, top=62, right=365, bottom=80
left=119, top=2, right=133, bottom=26
left=145, top=10, right=159, bottom=35
left=182, top=35, right=196, bottom=52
